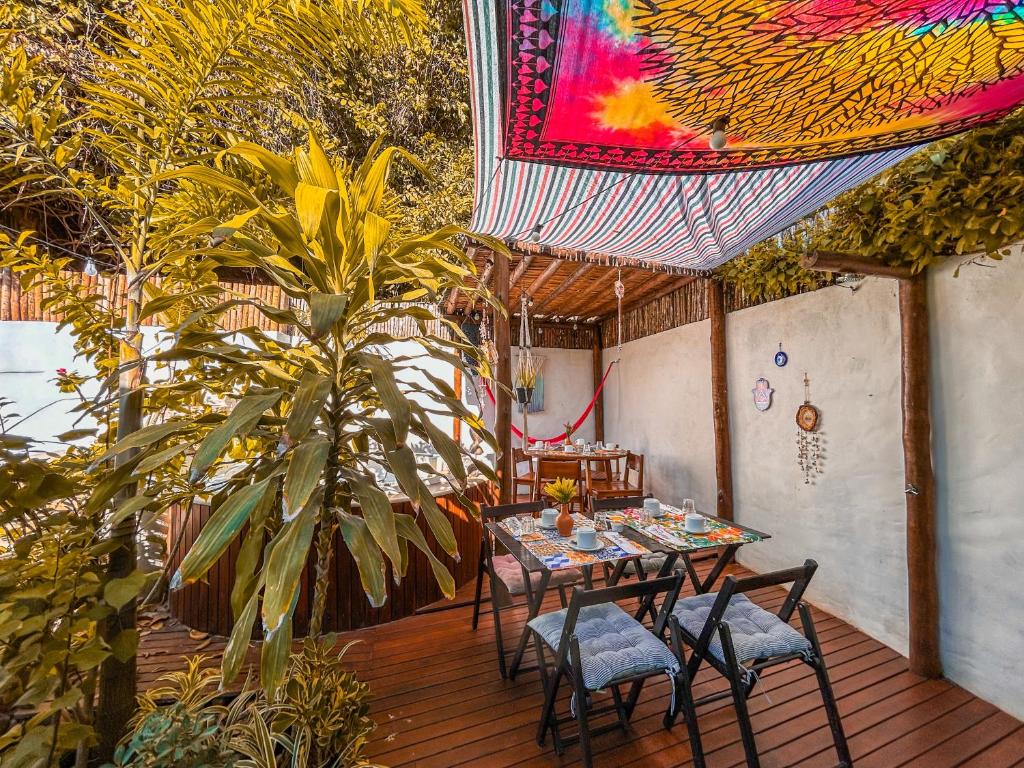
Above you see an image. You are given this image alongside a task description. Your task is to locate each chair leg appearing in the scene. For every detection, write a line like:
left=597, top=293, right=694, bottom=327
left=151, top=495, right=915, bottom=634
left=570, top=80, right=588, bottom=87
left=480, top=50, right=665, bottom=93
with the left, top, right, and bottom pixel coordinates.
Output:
left=472, top=542, right=485, bottom=630
left=720, top=623, right=761, bottom=768
left=558, top=585, right=568, bottom=609
left=610, top=685, right=629, bottom=732
left=489, top=569, right=507, bottom=679
left=666, top=618, right=707, bottom=768
left=535, top=634, right=562, bottom=747
left=570, top=638, right=594, bottom=768
left=800, top=603, right=853, bottom=767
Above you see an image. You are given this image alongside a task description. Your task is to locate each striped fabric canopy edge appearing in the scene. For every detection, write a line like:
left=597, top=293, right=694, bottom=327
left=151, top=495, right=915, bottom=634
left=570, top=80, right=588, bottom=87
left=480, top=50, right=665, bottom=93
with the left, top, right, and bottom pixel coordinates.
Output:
left=464, top=0, right=919, bottom=270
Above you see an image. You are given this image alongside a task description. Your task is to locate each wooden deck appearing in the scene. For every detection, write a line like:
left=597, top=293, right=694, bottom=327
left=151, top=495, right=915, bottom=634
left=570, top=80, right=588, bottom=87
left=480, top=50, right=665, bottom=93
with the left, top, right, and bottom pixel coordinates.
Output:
left=138, top=557, right=1024, bottom=767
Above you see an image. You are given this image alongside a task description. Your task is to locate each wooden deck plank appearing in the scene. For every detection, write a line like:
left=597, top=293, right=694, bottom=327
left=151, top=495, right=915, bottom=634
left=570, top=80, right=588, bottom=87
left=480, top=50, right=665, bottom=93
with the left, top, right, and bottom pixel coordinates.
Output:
left=137, top=557, right=1024, bottom=767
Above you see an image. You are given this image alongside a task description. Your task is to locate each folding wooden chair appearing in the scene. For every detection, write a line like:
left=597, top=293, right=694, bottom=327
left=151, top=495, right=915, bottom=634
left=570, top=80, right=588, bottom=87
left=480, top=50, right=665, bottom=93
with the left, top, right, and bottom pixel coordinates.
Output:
left=534, top=458, right=584, bottom=510
left=513, top=447, right=536, bottom=500
left=663, top=560, right=851, bottom=768
left=471, top=500, right=583, bottom=678
left=529, top=574, right=705, bottom=768
left=586, top=452, right=644, bottom=505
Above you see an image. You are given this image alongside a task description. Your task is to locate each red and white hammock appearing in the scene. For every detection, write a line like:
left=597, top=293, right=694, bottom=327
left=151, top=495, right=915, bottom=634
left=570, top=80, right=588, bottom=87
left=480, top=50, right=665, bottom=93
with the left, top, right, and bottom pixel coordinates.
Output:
left=482, top=361, right=615, bottom=444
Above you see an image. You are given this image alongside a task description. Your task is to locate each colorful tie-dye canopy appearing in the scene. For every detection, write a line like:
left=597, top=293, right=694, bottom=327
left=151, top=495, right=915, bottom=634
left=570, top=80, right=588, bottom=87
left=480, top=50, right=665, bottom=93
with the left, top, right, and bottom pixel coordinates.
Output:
left=466, top=0, right=1024, bottom=268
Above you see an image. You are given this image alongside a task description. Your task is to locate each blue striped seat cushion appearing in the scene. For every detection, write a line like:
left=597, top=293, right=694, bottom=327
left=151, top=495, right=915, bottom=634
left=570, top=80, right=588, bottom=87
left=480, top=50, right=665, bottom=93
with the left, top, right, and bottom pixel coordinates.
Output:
left=528, top=603, right=679, bottom=691
left=492, top=554, right=581, bottom=596
left=673, top=593, right=811, bottom=664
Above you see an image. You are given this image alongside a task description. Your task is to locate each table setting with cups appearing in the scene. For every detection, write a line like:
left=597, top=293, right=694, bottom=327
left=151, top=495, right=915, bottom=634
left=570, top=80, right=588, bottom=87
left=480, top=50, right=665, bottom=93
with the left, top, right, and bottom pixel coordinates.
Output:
left=500, top=505, right=650, bottom=571
left=614, top=498, right=764, bottom=550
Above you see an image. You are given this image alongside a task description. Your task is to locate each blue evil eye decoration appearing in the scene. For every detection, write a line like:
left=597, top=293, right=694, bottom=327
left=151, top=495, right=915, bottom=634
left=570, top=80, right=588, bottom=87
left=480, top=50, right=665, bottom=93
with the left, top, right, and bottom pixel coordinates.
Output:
left=774, top=343, right=788, bottom=367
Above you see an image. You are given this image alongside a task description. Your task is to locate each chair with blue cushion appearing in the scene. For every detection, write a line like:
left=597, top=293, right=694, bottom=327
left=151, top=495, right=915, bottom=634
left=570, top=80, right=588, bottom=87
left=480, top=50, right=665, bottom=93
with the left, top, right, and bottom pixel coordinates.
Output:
left=664, top=559, right=851, bottom=768
left=471, top=500, right=583, bottom=678
left=528, top=574, right=705, bottom=768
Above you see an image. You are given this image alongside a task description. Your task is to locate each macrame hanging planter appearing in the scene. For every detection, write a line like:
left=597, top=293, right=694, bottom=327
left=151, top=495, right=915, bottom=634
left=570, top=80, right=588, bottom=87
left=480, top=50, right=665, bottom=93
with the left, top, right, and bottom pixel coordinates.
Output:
left=513, top=295, right=541, bottom=450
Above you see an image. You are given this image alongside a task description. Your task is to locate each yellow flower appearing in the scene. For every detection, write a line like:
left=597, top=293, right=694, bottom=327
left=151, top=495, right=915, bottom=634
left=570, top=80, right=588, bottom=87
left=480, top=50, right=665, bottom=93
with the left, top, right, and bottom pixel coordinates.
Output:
left=543, top=477, right=578, bottom=505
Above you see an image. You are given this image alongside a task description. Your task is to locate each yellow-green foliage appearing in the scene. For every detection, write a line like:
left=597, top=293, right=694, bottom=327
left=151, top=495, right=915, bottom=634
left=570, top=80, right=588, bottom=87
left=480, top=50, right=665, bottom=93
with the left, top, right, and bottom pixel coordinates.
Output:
left=721, top=110, right=1024, bottom=299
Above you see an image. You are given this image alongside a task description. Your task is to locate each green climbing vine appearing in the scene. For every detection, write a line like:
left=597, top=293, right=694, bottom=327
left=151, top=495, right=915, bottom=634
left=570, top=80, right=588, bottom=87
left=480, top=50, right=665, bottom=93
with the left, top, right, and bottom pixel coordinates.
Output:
left=720, top=108, right=1024, bottom=299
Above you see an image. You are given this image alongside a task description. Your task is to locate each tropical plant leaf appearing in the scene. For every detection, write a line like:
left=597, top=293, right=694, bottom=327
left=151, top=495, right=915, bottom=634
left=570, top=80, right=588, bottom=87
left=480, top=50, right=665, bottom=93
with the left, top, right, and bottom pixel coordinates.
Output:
left=261, top=488, right=320, bottom=634
left=189, top=392, right=282, bottom=482
left=172, top=479, right=273, bottom=588
left=338, top=514, right=387, bottom=608
left=283, top=438, right=329, bottom=521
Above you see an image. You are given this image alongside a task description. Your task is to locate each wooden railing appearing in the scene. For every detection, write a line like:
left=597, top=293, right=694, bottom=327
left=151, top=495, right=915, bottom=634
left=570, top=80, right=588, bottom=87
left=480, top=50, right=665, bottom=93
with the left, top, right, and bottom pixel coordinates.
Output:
left=167, top=481, right=494, bottom=636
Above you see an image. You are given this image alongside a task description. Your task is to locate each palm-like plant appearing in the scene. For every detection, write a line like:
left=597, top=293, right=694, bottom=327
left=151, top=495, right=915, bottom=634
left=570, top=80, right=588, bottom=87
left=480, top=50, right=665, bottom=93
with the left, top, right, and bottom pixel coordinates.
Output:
left=154, top=134, right=498, bottom=691
left=1, top=0, right=428, bottom=756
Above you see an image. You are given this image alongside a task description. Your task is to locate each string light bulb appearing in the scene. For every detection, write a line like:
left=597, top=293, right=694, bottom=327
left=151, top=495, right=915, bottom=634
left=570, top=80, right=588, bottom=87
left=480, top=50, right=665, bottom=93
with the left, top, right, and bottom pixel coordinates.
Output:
left=83, top=258, right=99, bottom=277
left=709, top=115, right=730, bottom=151
left=529, top=223, right=542, bottom=243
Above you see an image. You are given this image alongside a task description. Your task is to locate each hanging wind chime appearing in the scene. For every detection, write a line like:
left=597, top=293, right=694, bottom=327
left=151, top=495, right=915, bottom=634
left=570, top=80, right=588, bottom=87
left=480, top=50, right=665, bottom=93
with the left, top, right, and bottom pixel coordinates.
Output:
left=614, top=269, right=625, bottom=359
left=796, top=372, right=823, bottom=484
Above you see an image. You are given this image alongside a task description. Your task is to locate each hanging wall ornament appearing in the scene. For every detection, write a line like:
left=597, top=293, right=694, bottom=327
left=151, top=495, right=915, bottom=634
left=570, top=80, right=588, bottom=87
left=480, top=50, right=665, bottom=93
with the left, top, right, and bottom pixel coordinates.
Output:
left=774, top=342, right=788, bottom=367
left=795, top=372, right=823, bottom=484
left=752, top=377, right=774, bottom=411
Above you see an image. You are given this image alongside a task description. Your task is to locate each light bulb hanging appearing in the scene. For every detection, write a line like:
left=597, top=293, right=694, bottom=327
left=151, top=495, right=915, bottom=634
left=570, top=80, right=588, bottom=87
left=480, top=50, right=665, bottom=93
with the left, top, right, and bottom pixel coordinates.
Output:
left=709, top=115, right=730, bottom=151
left=529, top=223, right=542, bottom=243
left=83, top=258, right=99, bottom=277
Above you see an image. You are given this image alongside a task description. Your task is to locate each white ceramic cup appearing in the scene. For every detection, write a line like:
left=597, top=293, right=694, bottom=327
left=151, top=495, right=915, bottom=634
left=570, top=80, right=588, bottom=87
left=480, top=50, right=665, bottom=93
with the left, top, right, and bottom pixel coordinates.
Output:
left=541, top=508, right=558, bottom=527
left=563, top=444, right=575, bottom=453
left=685, top=513, right=707, bottom=533
left=643, top=498, right=662, bottom=518
left=576, top=526, right=597, bottom=549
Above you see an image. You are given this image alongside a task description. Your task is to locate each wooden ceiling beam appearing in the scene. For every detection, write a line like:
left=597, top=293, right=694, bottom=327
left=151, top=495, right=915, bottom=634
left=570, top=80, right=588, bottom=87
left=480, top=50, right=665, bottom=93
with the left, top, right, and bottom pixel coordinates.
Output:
left=524, top=259, right=563, bottom=300
left=532, top=263, right=593, bottom=315
left=585, top=269, right=659, bottom=318
left=549, top=269, right=619, bottom=318
left=509, top=254, right=534, bottom=289
left=801, top=250, right=913, bottom=280
left=610, top=275, right=697, bottom=318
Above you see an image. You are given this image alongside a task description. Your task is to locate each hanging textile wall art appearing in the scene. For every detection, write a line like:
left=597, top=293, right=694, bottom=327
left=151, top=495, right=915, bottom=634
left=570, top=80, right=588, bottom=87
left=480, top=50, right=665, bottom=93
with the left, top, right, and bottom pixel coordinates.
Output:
left=502, top=0, right=1024, bottom=173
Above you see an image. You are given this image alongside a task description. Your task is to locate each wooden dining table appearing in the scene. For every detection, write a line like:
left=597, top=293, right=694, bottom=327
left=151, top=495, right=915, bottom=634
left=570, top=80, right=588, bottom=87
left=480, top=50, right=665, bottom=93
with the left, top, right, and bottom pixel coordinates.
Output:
left=524, top=446, right=628, bottom=462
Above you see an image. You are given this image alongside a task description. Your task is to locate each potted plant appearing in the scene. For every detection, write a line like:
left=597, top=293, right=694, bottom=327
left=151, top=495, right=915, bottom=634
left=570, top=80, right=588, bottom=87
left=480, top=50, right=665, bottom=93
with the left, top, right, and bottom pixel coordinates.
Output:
left=543, top=477, right=579, bottom=537
left=562, top=421, right=575, bottom=447
left=513, top=354, right=540, bottom=405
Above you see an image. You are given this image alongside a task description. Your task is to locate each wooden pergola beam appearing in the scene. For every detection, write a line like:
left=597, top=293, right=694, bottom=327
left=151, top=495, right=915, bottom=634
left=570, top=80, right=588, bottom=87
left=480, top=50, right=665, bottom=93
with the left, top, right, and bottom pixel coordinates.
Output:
left=802, top=250, right=914, bottom=280
left=532, top=263, right=592, bottom=315
left=552, top=269, right=618, bottom=319
left=610, top=275, right=695, bottom=319
left=510, top=254, right=534, bottom=289
left=525, top=259, right=563, bottom=300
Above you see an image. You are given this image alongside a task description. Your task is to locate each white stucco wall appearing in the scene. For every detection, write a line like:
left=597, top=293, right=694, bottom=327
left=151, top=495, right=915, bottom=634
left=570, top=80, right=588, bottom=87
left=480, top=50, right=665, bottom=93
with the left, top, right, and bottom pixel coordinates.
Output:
left=480, top=347, right=598, bottom=444
left=931, top=246, right=1024, bottom=720
left=603, top=250, right=1024, bottom=720
left=602, top=320, right=717, bottom=509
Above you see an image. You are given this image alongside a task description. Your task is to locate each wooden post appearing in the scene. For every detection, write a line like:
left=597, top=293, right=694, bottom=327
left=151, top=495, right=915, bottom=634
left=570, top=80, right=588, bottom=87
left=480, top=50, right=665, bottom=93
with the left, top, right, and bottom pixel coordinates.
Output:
left=708, top=279, right=733, bottom=521
left=592, top=331, right=605, bottom=442
left=452, top=366, right=463, bottom=444
left=494, top=250, right=513, bottom=504
left=899, top=275, right=941, bottom=678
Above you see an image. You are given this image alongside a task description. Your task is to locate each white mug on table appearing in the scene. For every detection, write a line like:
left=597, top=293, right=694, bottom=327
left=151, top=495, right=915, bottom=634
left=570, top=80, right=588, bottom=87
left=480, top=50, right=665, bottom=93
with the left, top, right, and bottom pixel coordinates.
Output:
left=576, top=526, right=597, bottom=549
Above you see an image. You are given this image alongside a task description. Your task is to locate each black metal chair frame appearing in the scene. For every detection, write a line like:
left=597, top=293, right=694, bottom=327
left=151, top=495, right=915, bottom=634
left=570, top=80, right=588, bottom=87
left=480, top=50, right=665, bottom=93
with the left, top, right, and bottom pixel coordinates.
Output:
left=663, top=559, right=852, bottom=768
left=472, top=500, right=577, bottom=678
left=532, top=575, right=706, bottom=768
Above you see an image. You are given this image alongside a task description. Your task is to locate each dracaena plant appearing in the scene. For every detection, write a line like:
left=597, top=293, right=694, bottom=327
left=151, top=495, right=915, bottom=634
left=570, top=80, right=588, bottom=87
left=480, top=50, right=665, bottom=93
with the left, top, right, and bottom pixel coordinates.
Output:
left=148, top=135, right=499, bottom=691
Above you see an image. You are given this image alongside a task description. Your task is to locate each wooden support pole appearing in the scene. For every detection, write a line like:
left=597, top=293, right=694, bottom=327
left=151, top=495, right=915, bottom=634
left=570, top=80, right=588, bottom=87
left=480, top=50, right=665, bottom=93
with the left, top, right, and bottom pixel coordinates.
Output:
left=452, top=366, right=463, bottom=443
left=494, top=250, right=513, bottom=504
left=899, top=274, right=941, bottom=678
left=802, top=250, right=914, bottom=280
left=592, top=332, right=605, bottom=442
left=708, top=279, right=733, bottom=521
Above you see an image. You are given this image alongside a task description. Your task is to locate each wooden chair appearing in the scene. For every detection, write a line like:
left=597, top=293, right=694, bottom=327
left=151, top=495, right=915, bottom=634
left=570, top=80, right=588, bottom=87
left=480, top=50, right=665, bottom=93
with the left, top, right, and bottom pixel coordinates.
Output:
left=663, top=560, right=851, bottom=768
left=471, top=501, right=583, bottom=678
left=530, top=574, right=705, bottom=768
left=534, top=458, right=584, bottom=510
left=586, top=451, right=644, bottom=505
left=513, top=447, right=536, bottom=501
